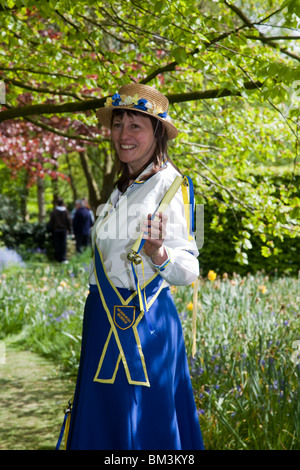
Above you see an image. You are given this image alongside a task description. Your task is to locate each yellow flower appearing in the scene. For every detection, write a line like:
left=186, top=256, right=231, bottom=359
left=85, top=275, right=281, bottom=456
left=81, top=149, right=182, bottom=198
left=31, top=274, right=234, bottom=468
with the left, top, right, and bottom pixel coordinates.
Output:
left=207, top=270, right=217, bottom=282
left=60, top=280, right=68, bottom=288
left=187, top=301, right=193, bottom=311
left=131, top=93, right=139, bottom=105
left=258, top=285, right=267, bottom=294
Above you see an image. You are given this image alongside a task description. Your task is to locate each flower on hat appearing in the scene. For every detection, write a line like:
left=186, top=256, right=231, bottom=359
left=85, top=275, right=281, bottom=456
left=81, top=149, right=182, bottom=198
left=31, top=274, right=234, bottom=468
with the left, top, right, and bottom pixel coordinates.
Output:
left=104, top=91, right=171, bottom=122
left=122, top=95, right=134, bottom=105
left=158, top=111, right=168, bottom=119
left=131, top=94, right=139, bottom=105
left=112, top=93, right=122, bottom=106
left=105, top=96, right=112, bottom=107
left=135, top=98, right=148, bottom=111
left=152, top=106, right=163, bottom=116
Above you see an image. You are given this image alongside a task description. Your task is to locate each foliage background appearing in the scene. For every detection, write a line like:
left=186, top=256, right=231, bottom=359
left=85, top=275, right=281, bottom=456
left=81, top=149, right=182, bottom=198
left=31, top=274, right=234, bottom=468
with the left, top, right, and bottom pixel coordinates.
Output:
left=0, top=0, right=299, bottom=275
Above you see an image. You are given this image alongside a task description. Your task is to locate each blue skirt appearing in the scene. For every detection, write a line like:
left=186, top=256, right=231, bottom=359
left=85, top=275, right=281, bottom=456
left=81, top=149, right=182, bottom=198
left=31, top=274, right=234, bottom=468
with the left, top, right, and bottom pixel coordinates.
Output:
left=66, top=284, right=204, bottom=450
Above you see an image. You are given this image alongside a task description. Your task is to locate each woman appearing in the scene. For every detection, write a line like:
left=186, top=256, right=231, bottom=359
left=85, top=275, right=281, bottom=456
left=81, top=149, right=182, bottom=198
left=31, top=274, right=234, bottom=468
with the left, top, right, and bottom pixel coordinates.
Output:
left=64, top=84, right=204, bottom=450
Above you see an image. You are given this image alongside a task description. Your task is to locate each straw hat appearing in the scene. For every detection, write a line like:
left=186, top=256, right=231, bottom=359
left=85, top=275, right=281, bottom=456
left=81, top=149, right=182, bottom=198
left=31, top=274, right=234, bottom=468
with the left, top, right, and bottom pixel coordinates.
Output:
left=96, top=83, right=178, bottom=140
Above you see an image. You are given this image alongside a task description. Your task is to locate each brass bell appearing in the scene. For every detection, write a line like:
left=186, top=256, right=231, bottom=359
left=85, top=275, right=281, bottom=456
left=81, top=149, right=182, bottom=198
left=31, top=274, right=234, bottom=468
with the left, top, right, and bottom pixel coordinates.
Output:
left=127, top=252, right=136, bottom=262
left=133, top=255, right=142, bottom=265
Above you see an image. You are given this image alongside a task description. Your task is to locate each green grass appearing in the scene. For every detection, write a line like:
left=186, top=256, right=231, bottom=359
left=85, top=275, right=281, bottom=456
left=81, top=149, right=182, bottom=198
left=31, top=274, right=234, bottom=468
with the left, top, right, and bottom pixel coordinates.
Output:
left=0, top=251, right=299, bottom=450
left=176, top=274, right=300, bottom=450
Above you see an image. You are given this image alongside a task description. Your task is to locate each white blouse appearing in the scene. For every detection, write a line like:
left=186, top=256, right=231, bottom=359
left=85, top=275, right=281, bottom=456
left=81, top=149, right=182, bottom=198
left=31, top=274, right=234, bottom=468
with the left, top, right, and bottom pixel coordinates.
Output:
left=88, top=162, right=199, bottom=289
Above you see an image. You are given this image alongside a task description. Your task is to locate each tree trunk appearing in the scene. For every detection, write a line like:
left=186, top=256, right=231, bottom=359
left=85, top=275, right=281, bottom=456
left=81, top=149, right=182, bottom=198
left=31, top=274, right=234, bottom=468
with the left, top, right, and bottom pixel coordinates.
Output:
left=51, top=173, right=59, bottom=206
left=20, top=170, right=30, bottom=222
left=37, top=176, right=46, bottom=223
left=65, top=153, right=78, bottom=203
left=99, top=147, right=118, bottom=204
left=78, top=150, right=101, bottom=214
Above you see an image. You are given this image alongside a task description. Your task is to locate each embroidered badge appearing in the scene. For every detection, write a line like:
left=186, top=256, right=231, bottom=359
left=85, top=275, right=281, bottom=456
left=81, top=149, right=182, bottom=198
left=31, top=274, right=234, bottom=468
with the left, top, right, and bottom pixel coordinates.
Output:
left=113, top=305, right=136, bottom=330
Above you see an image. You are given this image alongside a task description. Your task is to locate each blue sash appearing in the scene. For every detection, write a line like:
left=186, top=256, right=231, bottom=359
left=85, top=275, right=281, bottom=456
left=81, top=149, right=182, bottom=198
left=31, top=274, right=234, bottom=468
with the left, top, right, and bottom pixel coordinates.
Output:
left=93, top=244, right=166, bottom=387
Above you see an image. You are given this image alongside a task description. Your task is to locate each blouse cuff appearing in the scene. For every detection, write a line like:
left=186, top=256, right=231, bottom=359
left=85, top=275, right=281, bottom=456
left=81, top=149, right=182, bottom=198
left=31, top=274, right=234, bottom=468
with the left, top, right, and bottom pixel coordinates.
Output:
left=150, top=246, right=171, bottom=272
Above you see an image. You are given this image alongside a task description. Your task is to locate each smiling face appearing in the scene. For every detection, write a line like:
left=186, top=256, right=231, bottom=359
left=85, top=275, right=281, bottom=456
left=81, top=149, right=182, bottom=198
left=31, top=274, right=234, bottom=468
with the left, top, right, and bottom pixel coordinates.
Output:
left=111, top=111, right=157, bottom=175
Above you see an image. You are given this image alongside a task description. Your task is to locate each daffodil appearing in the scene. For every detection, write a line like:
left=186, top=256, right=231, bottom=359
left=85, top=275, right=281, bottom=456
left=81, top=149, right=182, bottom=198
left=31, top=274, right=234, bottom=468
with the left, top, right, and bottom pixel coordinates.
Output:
left=258, top=285, right=267, bottom=294
left=207, top=270, right=217, bottom=282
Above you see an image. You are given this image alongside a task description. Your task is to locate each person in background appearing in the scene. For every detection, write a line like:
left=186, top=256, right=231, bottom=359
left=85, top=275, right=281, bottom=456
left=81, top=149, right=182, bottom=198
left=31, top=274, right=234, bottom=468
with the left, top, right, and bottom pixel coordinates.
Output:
left=83, top=197, right=95, bottom=226
left=48, top=197, right=71, bottom=263
left=72, top=199, right=93, bottom=254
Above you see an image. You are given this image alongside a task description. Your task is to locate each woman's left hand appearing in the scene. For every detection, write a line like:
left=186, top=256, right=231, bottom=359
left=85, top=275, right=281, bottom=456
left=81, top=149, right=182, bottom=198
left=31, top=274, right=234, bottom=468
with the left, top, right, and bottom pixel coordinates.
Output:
left=142, top=212, right=168, bottom=264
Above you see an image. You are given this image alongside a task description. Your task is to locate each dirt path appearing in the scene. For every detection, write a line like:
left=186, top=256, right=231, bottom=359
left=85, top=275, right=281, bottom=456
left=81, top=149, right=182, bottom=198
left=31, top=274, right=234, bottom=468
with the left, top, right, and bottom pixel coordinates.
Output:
left=0, top=344, right=75, bottom=450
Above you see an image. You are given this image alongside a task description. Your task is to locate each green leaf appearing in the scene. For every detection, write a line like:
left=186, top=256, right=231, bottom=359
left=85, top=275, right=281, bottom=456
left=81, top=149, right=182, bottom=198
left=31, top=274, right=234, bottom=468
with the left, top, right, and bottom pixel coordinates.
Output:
left=261, top=246, right=271, bottom=258
left=172, top=46, right=188, bottom=64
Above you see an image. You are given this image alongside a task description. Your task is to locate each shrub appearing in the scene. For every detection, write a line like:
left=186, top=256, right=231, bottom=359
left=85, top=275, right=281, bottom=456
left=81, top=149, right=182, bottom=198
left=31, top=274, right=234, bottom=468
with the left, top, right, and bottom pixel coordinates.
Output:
left=0, top=222, right=53, bottom=260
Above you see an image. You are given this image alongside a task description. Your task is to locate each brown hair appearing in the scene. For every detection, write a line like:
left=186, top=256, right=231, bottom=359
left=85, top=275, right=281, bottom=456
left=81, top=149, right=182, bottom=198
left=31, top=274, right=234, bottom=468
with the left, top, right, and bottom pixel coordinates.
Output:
left=111, top=109, right=179, bottom=193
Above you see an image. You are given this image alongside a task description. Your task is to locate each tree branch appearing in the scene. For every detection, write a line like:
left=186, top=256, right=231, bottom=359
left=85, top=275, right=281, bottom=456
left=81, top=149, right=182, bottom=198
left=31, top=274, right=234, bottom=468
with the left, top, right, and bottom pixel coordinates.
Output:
left=180, top=153, right=255, bottom=213
left=3, top=78, right=86, bottom=101
left=167, top=80, right=263, bottom=104
left=246, top=35, right=300, bottom=41
left=0, top=66, right=79, bottom=80
left=22, top=116, right=106, bottom=144
left=140, top=25, right=248, bottom=84
left=0, top=97, right=105, bottom=122
left=0, top=81, right=263, bottom=123
left=225, top=1, right=300, bottom=63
